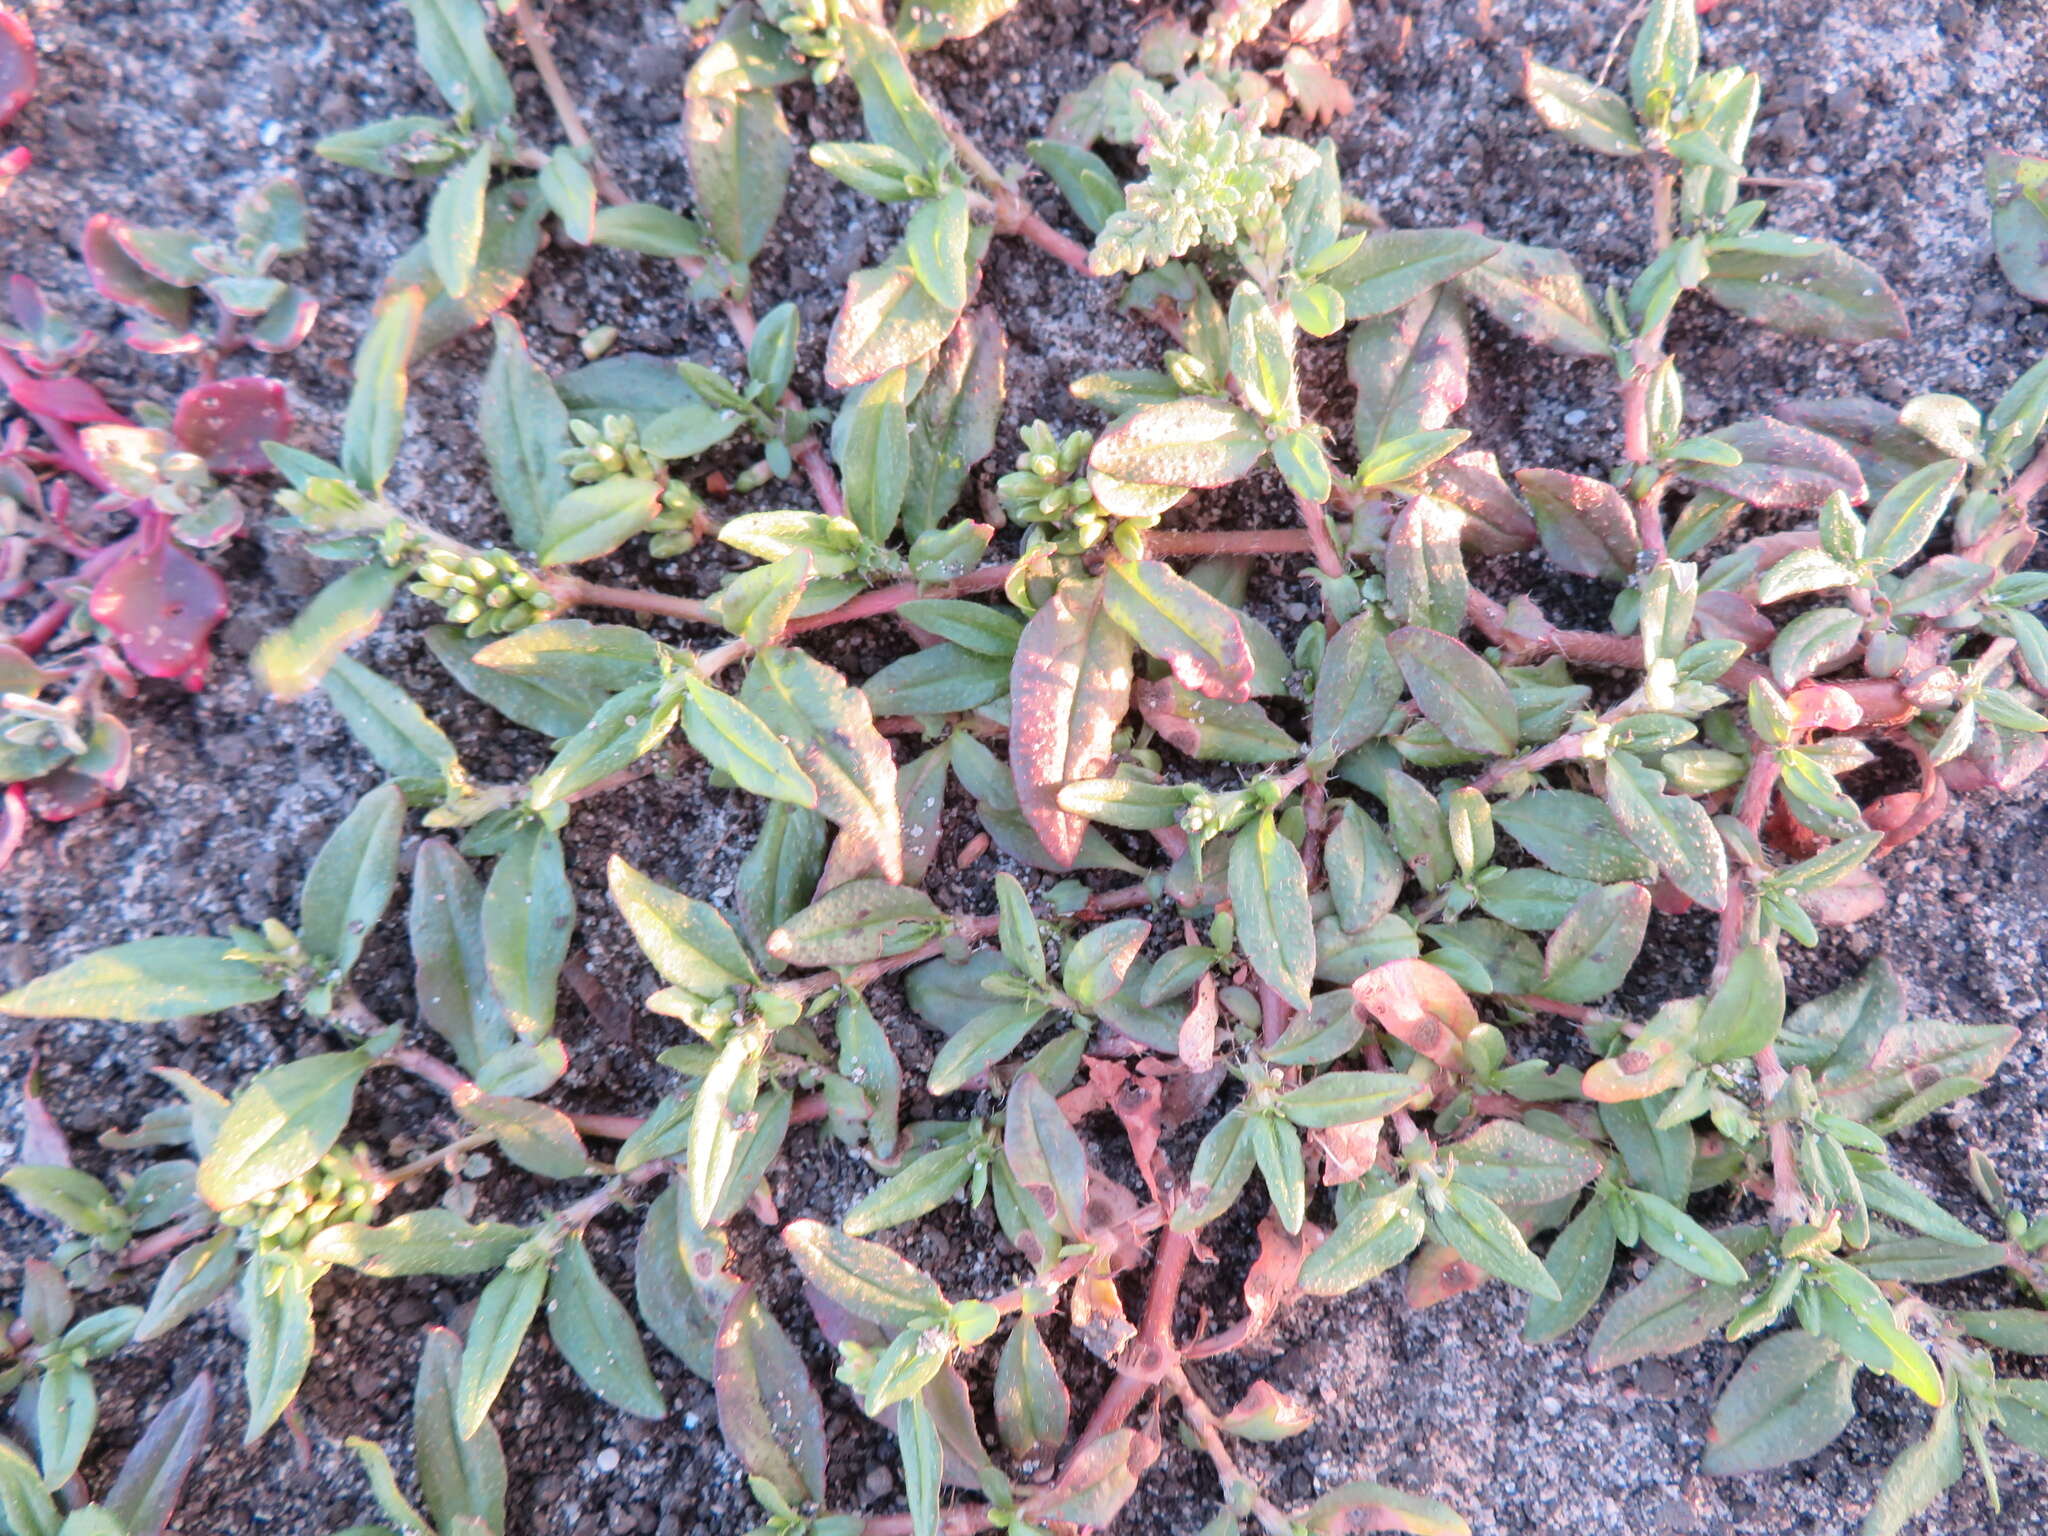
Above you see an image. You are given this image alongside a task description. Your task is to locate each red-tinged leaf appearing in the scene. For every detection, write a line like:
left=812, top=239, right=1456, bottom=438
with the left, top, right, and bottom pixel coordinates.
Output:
left=0, top=7, right=32, bottom=128
left=1351, top=959, right=1478, bottom=1071
left=1024, top=1427, right=1144, bottom=1527
left=0, top=785, right=25, bottom=870
left=1188, top=1213, right=1320, bottom=1359
left=1456, top=241, right=1608, bottom=357
left=174, top=377, right=293, bottom=475
left=825, top=260, right=959, bottom=389
left=5, top=372, right=124, bottom=425
left=83, top=214, right=191, bottom=325
left=1385, top=626, right=1518, bottom=757
left=1009, top=578, right=1134, bottom=868
left=1349, top=289, right=1470, bottom=456
left=1425, top=449, right=1537, bottom=556
left=1304, top=1479, right=1471, bottom=1535
left=1702, top=232, right=1911, bottom=344
left=1404, top=1241, right=1488, bottom=1310
left=1685, top=416, right=1867, bottom=510
left=712, top=1285, right=826, bottom=1506
left=741, top=647, right=902, bottom=884
left=1988, top=147, right=2048, bottom=305
left=1217, top=1379, right=1316, bottom=1441
left=88, top=532, right=227, bottom=680
left=1102, top=558, right=1254, bottom=701
left=1088, top=396, right=1266, bottom=488
left=102, top=1372, right=215, bottom=1536
left=1514, top=468, right=1641, bottom=580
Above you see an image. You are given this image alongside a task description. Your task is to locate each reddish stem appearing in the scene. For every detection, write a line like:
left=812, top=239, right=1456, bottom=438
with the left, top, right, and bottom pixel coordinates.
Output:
left=1072, top=1227, right=1192, bottom=1450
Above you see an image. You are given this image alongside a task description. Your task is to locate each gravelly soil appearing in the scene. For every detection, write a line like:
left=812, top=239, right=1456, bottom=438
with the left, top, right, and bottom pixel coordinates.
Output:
left=2, top=1, right=2046, bottom=1534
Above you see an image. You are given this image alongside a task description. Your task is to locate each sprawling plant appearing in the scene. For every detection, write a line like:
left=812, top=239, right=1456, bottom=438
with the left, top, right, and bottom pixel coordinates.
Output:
left=6, top=3, right=2048, bottom=1535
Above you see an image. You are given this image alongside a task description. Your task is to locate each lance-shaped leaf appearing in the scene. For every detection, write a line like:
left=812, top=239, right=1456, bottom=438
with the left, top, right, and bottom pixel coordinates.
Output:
left=406, top=0, right=514, bottom=125
left=742, top=647, right=903, bottom=882
left=836, top=369, right=911, bottom=544
left=482, top=820, right=573, bottom=1041
left=1584, top=1227, right=1765, bottom=1369
left=826, top=258, right=963, bottom=389
left=1514, top=468, right=1641, bottom=581
left=323, top=658, right=460, bottom=793
left=1005, top=1072, right=1091, bottom=1237
left=1626, top=1188, right=1747, bottom=1285
left=1702, top=233, right=1910, bottom=344
left=304, top=1210, right=527, bottom=1277
left=768, top=879, right=943, bottom=968
left=426, top=146, right=491, bottom=301
left=299, top=781, right=405, bottom=994
left=1350, top=289, right=1470, bottom=455
left=1228, top=810, right=1316, bottom=1011
left=1685, top=416, right=1867, bottom=511
left=1457, top=241, right=1608, bottom=357
left=1522, top=1198, right=1616, bottom=1344
left=547, top=1235, right=664, bottom=1419
left=342, top=286, right=425, bottom=493
left=1088, top=396, right=1266, bottom=487
left=411, top=839, right=514, bottom=1075
left=1864, top=456, right=1966, bottom=573
left=685, top=85, right=792, bottom=268
left=1524, top=59, right=1641, bottom=155
left=1385, top=497, right=1470, bottom=635
left=1279, top=1071, right=1424, bottom=1129
left=414, top=1328, right=506, bottom=1536
left=1699, top=1332, right=1857, bottom=1475
left=783, top=1219, right=946, bottom=1331
left=1009, top=579, right=1135, bottom=868
left=1302, top=1481, right=1471, bottom=1536
left=1298, top=1183, right=1426, bottom=1297
left=1492, top=789, right=1654, bottom=883
left=1450, top=1121, right=1603, bottom=1204
left=737, top=801, right=828, bottom=962
left=241, top=1254, right=316, bottom=1440
left=634, top=1183, right=737, bottom=1381
left=1387, top=627, right=1518, bottom=757
left=1023, top=1427, right=1143, bottom=1529
left=253, top=563, right=407, bottom=699
left=903, top=308, right=1005, bottom=539
left=1103, top=558, right=1255, bottom=701
left=927, top=1001, right=1046, bottom=1097
left=0, top=936, right=281, bottom=1022
left=995, top=1317, right=1069, bottom=1461
left=713, top=1285, right=827, bottom=1506
left=103, top=1372, right=215, bottom=1536
left=1310, top=611, right=1403, bottom=765
left=456, top=1260, right=548, bottom=1438
left=1862, top=1398, right=1962, bottom=1536
left=1540, top=883, right=1650, bottom=1003
left=1322, top=227, right=1501, bottom=320
left=680, top=674, right=816, bottom=808
left=1353, top=959, right=1478, bottom=1071
left=1817, top=1017, right=2018, bottom=1130
left=198, top=1049, right=369, bottom=1210
left=1989, top=148, right=2048, bottom=304
left=478, top=317, right=571, bottom=556
left=608, top=855, right=756, bottom=1002
left=1430, top=1179, right=1560, bottom=1298
left=1602, top=753, right=1727, bottom=910
left=1694, top=944, right=1784, bottom=1062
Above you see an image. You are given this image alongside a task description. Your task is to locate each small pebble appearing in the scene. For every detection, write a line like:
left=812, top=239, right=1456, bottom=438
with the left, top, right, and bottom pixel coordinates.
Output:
left=595, top=1447, right=621, bottom=1474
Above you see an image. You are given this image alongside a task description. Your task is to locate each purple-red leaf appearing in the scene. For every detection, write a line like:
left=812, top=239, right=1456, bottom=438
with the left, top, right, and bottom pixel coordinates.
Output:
left=0, top=7, right=32, bottom=128
left=6, top=372, right=123, bottom=425
left=174, top=377, right=293, bottom=475
left=88, top=531, right=227, bottom=681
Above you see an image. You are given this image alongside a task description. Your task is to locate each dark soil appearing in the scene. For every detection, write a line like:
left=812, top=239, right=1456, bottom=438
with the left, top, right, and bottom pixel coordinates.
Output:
left=3, top=2, right=2047, bottom=1534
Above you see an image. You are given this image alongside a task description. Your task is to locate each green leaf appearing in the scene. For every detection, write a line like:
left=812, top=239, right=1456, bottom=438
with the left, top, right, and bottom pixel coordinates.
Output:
left=1584, top=1226, right=1763, bottom=1370
left=736, top=801, right=829, bottom=963
left=1350, top=292, right=1470, bottom=459
left=1252, top=1113, right=1307, bottom=1234
left=456, top=1260, right=547, bottom=1438
left=1626, top=1188, right=1747, bottom=1285
left=427, top=625, right=600, bottom=740
left=342, top=286, right=425, bottom=493
left=0, top=936, right=281, bottom=1022
left=1988, top=148, right=2048, bottom=305
left=1457, top=242, right=1608, bottom=357
left=241, top=1254, right=316, bottom=1441
left=681, top=674, right=817, bottom=807
left=1103, top=558, right=1255, bottom=701
left=783, top=1218, right=946, bottom=1331
left=1522, top=1198, right=1616, bottom=1343
left=537, top=146, right=597, bottom=244
left=1524, top=59, right=1642, bottom=155
left=299, top=782, right=406, bottom=992
left=836, top=368, right=912, bottom=544
left=1088, top=397, right=1267, bottom=488
left=478, top=317, right=571, bottom=556
left=1387, top=627, right=1518, bottom=756
left=0, top=1437, right=57, bottom=1536
left=1628, top=0, right=1698, bottom=118
left=906, top=187, right=972, bottom=311
left=426, top=146, right=492, bottom=300
left=927, top=1001, right=1047, bottom=1096
left=742, top=647, right=904, bottom=882
left=1298, top=1183, right=1426, bottom=1296
left=1449, top=1121, right=1602, bottom=1204
left=1602, top=753, right=1727, bottom=910
left=198, top=1049, right=369, bottom=1210
left=456, top=1089, right=587, bottom=1179
left=253, top=563, right=407, bottom=699
left=995, top=1318, right=1069, bottom=1461
left=1693, top=944, right=1783, bottom=1062
left=1862, top=1398, right=1962, bottom=1536
left=34, top=1353, right=94, bottom=1488
left=547, top=1235, right=665, bottom=1419
left=1278, top=1071, right=1422, bottom=1129
left=303, top=1209, right=527, bottom=1277
left=1386, top=497, right=1470, bottom=637
left=1514, top=468, right=1641, bottom=581
left=1540, top=882, right=1650, bottom=1002
left=608, top=855, right=757, bottom=1001
left=841, top=16, right=951, bottom=163
left=323, top=657, right=460, bottom=791
left=1026, top=140, right=1123, bottom=233
left=414, top=1331, right=506, bottom=1535
left=902, top=309, right=1005, bottom=539
left=1864, top=457, right=1966, bottom=573
left=712, top=1286, right=827, bottom=1506
left=1005, top=1071, right=1091, bottom=1238
left=1688, top=415, right=1867, bottom=511
left=634, top=1183, right=737, bottom=1381
left=768, top=879, right=942, bottom=969
left=482, top=820, right=574, bottom=1040
left=1323, top=228, right=1502, bottom=320
left=1954, top=1308, right=2048, bottom=1356
left=1699, top=1332, right=1857, bottom=1475
left=685, top=86, right=792, bottom=268
left=1309, top=611, right=1403, bottom=765
left=844, top=1139, right=977, bottom=1237
left=1228, top=810, right=1316, bottom=1010
left=1702, top=233, right=1910, bottom=345
left=405, top=0, right=514, bottom=125
left=826, top=259, right=962, bottom=390
left=590, top=203, right=708, bottom=258
left=1431, top=1180, right=1561, bottom=1299
left=102, top=1373, right=216, bottom=1536
left=409, top=839, right=513, bottom=1075
left=1770, top=605, right=1863, bottom=688
left=538, top=476, right=663, bottom=566
left=1302, top=1481, right=1470, bottom=1536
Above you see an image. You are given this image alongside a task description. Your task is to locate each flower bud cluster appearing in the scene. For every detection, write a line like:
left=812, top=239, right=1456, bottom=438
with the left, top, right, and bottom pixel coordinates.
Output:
left=408, top=546, right=558, bottom=637
left=217, top=1146, right=379, bottom=1253
left=997, top=423, right=1102, bottom=548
